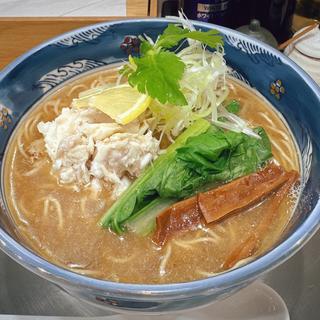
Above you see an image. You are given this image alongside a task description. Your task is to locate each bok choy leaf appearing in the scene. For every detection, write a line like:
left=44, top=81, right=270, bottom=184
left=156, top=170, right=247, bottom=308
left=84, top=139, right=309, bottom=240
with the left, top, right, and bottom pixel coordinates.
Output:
left=100, top=120, right=272, bottom=234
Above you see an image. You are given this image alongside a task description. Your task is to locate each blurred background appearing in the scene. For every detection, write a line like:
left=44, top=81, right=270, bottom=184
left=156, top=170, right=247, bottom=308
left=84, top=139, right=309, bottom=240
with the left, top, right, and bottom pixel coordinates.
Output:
left=0, top=0, right=127, bottom=17
left=0, top=1, right=319, bottom=40
left=161, top=0, right=319, bottom=42
left=0, top=1, right=319, bottom=73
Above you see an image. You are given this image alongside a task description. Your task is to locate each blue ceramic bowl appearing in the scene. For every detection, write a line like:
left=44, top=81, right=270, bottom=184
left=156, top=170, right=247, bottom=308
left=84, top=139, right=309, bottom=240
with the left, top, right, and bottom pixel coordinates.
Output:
left=0, top=18, right=320, bottom=313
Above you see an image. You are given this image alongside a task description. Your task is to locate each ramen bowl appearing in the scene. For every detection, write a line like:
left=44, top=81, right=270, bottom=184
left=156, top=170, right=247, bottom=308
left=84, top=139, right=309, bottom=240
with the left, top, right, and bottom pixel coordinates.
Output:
left=0, top=19, right=320, bottom=313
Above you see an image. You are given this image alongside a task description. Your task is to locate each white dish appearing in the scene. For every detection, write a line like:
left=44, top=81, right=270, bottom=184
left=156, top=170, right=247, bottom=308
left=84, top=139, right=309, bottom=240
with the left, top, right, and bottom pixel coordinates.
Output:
left=0, top=281, right=289, bottom=320
left=285, top=26, right=320, bottom=85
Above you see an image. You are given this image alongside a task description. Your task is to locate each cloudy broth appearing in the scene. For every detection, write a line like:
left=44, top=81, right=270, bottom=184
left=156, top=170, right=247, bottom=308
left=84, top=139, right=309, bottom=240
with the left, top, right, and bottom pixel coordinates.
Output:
left=2, top=67, right=300, bottom=283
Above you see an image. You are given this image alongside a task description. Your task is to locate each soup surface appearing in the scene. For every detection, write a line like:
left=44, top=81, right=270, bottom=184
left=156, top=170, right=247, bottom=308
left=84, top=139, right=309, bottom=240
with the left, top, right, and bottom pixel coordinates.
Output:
left=3, top=67, right=300, bottom=284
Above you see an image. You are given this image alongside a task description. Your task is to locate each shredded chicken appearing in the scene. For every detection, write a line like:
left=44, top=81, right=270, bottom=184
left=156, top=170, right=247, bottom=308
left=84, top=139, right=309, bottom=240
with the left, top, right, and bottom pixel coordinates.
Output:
left=37, top=107, right=159, bottom=197
left=91, top=131, right=159, bottom=197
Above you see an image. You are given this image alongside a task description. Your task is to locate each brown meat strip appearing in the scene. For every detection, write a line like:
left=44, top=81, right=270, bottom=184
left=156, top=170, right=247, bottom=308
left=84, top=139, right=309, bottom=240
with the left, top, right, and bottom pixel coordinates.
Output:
left=153, top=163, right=298, bottom=247
left=222, top=170, right=299, bottom=270
left=152, top=196, right=201, bottom=246
left=198, top=163, right=288, bottom=224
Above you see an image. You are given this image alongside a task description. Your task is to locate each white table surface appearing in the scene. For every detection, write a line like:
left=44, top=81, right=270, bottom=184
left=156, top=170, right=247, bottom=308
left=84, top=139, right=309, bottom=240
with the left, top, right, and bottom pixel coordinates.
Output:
left=0, top=281, right=290, bottom=320
left=0, top=0, right=126, bottom=17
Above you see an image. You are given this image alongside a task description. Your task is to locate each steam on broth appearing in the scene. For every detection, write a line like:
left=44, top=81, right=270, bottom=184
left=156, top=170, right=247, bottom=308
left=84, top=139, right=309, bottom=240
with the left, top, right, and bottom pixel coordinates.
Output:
left=3, top=67, right=299, bottom=284
left=1, top=19, right=301, bottom=284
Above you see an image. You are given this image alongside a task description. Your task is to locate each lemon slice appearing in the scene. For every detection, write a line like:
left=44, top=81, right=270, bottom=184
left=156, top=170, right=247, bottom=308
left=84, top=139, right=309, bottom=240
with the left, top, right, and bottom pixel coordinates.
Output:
left=73, top=84, right=152, bottom=125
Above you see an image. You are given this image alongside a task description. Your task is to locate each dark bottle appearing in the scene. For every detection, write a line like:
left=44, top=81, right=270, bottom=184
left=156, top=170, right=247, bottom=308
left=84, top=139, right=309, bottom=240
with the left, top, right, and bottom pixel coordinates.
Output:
left=182, top=0, right=233, bottom=26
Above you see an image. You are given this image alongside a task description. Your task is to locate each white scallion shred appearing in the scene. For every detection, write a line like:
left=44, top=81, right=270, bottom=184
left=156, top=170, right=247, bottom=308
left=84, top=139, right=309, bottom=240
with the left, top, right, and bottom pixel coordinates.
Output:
left=147, top=31, right=229, bottom=139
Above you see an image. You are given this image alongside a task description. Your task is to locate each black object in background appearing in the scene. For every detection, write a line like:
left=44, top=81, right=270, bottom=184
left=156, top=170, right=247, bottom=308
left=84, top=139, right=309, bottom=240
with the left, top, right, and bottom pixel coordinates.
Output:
left=253, top=0, right=297, bottom=42
left=181, top=0, right=297, bottom=42
left=161, top=0, right=180, bottom=16
left=295, top=0, right=320, bottom=19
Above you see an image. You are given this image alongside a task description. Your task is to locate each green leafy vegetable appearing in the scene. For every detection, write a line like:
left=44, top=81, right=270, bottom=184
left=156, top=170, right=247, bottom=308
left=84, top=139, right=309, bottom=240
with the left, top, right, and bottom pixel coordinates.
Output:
left=121, top=24, right=223, bottom=106
left=126, top=198, right=174, bottom=236
left=156, top=126, right=271, bottom=199
left=177, top=127, right=272, bottom=185
left=100, top=120, right=272, bottom=234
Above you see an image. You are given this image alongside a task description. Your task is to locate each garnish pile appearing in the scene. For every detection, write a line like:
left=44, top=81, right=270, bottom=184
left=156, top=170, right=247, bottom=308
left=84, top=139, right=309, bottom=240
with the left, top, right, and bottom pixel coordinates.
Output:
left=72, top=17, right=276, bottom=237
left=121, top=24, right=223, bottom=106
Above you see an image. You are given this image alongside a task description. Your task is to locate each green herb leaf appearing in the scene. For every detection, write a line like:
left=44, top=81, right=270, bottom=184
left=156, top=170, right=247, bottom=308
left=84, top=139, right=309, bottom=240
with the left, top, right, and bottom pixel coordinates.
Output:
left=128, top=51, right=187, bottom=105
left=156, top=24, right=223, bottom=49
left=120, top=23, right=223, bottom=106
